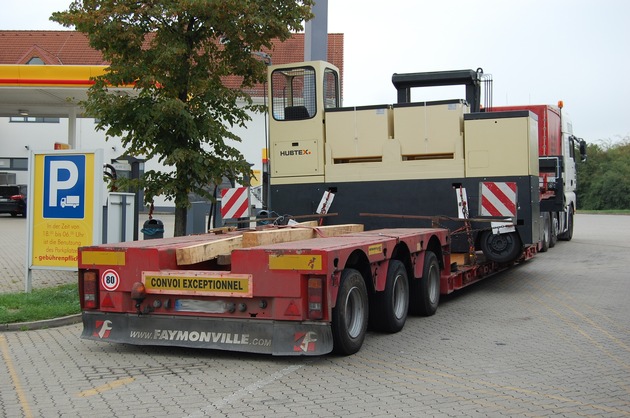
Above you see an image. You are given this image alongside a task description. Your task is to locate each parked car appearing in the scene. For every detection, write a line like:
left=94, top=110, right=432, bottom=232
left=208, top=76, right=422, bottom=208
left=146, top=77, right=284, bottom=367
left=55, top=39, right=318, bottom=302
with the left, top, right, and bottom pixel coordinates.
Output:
left=0, top=185, right=27, bottom=217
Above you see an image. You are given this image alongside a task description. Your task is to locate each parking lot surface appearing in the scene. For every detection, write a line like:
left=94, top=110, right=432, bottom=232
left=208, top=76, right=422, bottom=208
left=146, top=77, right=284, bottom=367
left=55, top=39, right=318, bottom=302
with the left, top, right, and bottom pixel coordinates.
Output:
left=1, top=214, right=629, bottom=417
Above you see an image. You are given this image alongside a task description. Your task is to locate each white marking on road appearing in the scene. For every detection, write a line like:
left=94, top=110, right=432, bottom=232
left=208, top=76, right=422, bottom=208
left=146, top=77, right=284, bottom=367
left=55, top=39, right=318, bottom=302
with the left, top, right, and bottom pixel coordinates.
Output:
left=185, top=364, right=303, bottom=417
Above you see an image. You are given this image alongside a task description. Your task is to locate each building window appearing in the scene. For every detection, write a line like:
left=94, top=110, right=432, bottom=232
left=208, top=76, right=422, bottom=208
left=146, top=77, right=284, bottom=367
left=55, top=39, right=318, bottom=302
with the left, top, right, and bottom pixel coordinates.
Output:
left=9, top=117, right=60, bottom=123
left=12, top=159, right=28, bottom=170
left=27, top=57, right=45, bottom=65
left=0, top=158, right=28, bottom=171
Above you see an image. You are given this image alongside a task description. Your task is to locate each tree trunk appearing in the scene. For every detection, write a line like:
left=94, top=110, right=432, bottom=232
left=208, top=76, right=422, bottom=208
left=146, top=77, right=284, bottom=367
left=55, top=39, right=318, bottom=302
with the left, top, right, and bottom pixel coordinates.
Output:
left=174, top=206, right=187, bottom=237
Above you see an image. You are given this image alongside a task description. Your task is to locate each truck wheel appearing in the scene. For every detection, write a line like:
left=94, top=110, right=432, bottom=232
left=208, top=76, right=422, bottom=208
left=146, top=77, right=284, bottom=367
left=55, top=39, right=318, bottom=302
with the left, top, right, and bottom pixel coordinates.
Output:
left=409, top=251, right=440, bottom=317
left=479, top=231, right=522, bottom=263
left=559, top=209, right=574, bottom=241
left=540, top=213, right=550, bottom=253
left=332, top=268, right=369, bottom=355
left=549, top=214, right=558, bottom=248
left=371, top=260, right=409, bottom=333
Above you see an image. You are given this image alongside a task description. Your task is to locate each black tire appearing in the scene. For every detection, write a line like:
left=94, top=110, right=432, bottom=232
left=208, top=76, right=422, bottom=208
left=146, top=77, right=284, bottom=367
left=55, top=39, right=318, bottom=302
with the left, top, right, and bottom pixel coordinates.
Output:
left=549, top=213, right=558, bottom=248
left=371, top=260, right=409, bottom=333
left=540, top=213, right=550, bottom=253
left=331, top=268, right=369, bottom=355
left=558, top=208, right=574, bottom=241
left=409, top=251, right=440, bottom=317
left=479, top=230, right=523, bottom=263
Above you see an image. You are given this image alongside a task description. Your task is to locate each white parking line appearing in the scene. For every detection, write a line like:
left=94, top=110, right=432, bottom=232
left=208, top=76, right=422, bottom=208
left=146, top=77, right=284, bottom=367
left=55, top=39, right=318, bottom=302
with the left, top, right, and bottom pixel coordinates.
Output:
left=185, top=364, right=303, bottom=417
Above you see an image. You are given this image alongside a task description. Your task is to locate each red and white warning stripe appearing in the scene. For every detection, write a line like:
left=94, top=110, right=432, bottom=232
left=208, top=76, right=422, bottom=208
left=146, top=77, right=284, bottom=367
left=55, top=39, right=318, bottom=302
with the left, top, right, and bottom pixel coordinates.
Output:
left=480, top=182, right=517, bottom=218
left=221, top=187, right=250, bottom=219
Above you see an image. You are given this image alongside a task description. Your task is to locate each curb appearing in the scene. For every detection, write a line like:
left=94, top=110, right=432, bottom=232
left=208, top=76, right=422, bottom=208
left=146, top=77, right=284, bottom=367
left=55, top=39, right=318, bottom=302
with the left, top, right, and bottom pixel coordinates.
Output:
left=0, top=314, right=81, bottom=332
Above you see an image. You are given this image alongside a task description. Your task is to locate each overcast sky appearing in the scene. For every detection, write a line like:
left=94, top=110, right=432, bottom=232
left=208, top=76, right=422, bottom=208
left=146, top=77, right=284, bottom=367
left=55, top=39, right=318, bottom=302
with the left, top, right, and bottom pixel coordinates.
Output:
left=2, top=0, right=628, bottom=143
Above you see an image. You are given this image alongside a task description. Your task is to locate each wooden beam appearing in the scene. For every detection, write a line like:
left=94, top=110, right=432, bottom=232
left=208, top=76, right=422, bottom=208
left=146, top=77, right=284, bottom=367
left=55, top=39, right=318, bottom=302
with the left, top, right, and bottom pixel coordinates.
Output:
left=176, top=235, right=243, bottom=266
left=176, top=223, right=364, bottom=266
left=242, top=224, right=364, bottom=248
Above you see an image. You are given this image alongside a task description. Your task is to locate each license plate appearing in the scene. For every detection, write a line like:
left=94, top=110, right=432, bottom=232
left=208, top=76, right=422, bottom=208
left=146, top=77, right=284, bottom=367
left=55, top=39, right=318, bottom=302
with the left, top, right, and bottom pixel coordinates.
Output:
left=175, top=299, right=226, bottom=313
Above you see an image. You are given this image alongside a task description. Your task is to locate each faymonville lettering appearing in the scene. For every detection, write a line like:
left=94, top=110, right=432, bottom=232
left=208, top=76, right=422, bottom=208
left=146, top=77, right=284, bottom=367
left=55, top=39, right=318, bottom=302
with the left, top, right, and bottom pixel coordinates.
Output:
left=279, top=149, right=311, bottom=157
left=153, top=329, right=250, bottom=344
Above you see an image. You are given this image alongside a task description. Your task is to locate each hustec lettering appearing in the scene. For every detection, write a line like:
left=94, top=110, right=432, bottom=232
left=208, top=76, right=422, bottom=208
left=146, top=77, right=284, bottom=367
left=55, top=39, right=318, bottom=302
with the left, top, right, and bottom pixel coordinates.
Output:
left=279, top=149, right=311, bottom=157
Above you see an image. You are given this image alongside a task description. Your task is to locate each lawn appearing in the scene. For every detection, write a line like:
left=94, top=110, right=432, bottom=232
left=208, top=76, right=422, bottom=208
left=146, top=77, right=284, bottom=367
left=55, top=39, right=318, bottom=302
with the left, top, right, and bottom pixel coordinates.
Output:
left=0, top=283, right=80, bottom=324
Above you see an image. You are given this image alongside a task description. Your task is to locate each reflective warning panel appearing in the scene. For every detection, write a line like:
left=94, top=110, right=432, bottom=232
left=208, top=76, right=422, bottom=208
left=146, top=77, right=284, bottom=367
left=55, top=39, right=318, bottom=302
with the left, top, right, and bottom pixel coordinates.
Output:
left=221, top=187, right=250, bottom=219
left=268, top=254, right=322, bottom=271
left=479, top=182, right=517, bottom=218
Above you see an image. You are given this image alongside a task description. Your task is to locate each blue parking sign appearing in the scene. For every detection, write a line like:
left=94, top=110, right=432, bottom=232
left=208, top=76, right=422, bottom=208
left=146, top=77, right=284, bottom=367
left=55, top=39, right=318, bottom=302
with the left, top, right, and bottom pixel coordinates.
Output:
left=43, top=155, right=86, bottom=219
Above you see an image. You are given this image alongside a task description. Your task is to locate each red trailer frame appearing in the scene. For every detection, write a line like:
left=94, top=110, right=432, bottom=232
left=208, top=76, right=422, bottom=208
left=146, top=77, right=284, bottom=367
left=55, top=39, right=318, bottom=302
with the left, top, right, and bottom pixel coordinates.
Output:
left=78, top=226, right=535, bottom=355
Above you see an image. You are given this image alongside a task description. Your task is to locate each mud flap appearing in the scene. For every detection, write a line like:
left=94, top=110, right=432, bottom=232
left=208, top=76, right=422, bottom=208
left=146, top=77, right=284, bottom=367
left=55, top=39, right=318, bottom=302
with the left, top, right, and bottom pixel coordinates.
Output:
left=81, top=311, right=333, bottom=356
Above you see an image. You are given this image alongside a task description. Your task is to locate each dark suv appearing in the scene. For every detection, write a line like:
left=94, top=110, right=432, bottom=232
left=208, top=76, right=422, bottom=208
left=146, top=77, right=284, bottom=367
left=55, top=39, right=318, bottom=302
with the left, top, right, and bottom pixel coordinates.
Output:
left=0, top=185, right=27, bottom=217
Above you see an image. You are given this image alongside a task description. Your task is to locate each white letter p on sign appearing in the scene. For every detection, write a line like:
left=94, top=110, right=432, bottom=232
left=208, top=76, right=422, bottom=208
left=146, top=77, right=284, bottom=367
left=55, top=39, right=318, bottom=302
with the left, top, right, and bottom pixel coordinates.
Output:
left=49, top=160, right=79, bottom=207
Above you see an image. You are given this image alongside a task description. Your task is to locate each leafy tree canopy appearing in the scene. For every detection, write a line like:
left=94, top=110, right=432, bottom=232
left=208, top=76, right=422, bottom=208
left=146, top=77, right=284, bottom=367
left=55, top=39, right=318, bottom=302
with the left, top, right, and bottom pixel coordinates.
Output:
left=577, top=136, right=630, bottom=210
left=52, top=0, right=314, bottom=235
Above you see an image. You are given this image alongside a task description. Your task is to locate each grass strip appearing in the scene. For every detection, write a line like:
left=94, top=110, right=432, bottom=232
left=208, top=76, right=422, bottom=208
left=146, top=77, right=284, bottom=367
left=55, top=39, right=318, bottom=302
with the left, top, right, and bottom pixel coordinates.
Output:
left=0, top=283, right=80, bottom=324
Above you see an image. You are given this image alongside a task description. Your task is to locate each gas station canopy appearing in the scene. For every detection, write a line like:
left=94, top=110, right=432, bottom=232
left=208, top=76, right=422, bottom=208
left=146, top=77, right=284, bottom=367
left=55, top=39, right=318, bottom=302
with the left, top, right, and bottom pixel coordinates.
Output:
left=0, top=65, right=133, bottom=118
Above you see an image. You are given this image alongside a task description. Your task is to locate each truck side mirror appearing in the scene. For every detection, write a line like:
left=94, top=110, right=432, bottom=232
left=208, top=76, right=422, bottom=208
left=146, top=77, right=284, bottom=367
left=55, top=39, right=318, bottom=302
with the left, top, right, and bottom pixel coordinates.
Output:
left=579, top=139, right=587, bottom=162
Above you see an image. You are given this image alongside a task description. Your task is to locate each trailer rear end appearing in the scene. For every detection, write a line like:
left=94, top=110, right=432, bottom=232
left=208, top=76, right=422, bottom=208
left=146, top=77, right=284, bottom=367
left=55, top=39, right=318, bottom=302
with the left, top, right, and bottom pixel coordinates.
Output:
left=78, top=223, right=535, bottom=356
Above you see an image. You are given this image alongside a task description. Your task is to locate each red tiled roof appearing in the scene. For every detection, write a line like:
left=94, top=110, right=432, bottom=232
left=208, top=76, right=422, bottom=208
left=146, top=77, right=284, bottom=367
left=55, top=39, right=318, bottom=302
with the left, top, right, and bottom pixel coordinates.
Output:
left=0, top=31, right=107, bottom=65
left=0, top=31, right=344, bottom=96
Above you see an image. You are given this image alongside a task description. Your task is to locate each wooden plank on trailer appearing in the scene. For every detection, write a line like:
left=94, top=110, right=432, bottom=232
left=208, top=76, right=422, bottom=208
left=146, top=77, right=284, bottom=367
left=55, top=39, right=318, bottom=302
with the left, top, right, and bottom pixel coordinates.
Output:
left=176, top=235, right=244, bottom=266
left=242, top=224, right=364, bottom=248
left=175, top=221, right=321, bottom=265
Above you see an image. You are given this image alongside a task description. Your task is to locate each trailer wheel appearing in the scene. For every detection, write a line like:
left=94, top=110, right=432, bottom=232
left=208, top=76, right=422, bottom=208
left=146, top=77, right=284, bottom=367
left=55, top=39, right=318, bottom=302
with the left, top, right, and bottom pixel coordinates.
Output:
left=549, top=214, right=558, bottom=248
left=479, top=231, right=522, bottom=263
left=332, top=268, right=369, bottom=355
left=371, top=260, right=409, bottom=333
left=540, top=213, right=550, bottom=253
left=409, top=251, right=440, bottom=317
left=559, top=209, right=574, bottom=241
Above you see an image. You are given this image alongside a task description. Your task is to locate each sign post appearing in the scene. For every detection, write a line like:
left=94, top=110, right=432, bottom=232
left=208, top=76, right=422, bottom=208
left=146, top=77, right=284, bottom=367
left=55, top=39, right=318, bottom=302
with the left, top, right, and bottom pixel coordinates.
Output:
left=25, top=150, right=103, bottom=292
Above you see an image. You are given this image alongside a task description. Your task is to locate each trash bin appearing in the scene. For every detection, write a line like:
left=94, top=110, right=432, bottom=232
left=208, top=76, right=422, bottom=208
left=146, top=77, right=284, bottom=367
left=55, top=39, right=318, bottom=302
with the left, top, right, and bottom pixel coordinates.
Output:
left=141, top=219, right=164, bottom=239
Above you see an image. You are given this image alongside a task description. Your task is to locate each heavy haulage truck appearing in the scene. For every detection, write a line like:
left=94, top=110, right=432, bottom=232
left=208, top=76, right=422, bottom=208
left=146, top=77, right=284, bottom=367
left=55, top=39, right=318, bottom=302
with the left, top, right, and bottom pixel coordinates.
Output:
left=489, top=103, right=586, bottom=250
left=77, top=61, right=584, bottom=355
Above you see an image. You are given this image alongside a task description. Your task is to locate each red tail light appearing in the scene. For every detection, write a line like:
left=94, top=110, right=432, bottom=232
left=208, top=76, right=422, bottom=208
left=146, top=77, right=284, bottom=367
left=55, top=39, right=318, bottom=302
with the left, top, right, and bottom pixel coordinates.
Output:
left=10, top=194, right=24, bottom=201
left=82, top=271, right=98, bottom=309
left=307, top=276, right=324, bottom=319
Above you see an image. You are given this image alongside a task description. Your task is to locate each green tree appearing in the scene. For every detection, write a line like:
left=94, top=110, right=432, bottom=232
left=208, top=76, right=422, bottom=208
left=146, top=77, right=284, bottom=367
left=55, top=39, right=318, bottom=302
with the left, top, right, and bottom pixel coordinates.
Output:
left=52, top=0, right=313, bottom=236
left=577, top=137, right=630, bottom=210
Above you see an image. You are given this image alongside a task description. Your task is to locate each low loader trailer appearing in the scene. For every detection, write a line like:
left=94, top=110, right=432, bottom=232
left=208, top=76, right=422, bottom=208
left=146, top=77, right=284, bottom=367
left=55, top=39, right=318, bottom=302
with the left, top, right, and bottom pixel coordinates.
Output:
left=79, top=222, right=536, bottom=356
left=78, top=60, right=571, bottom=355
